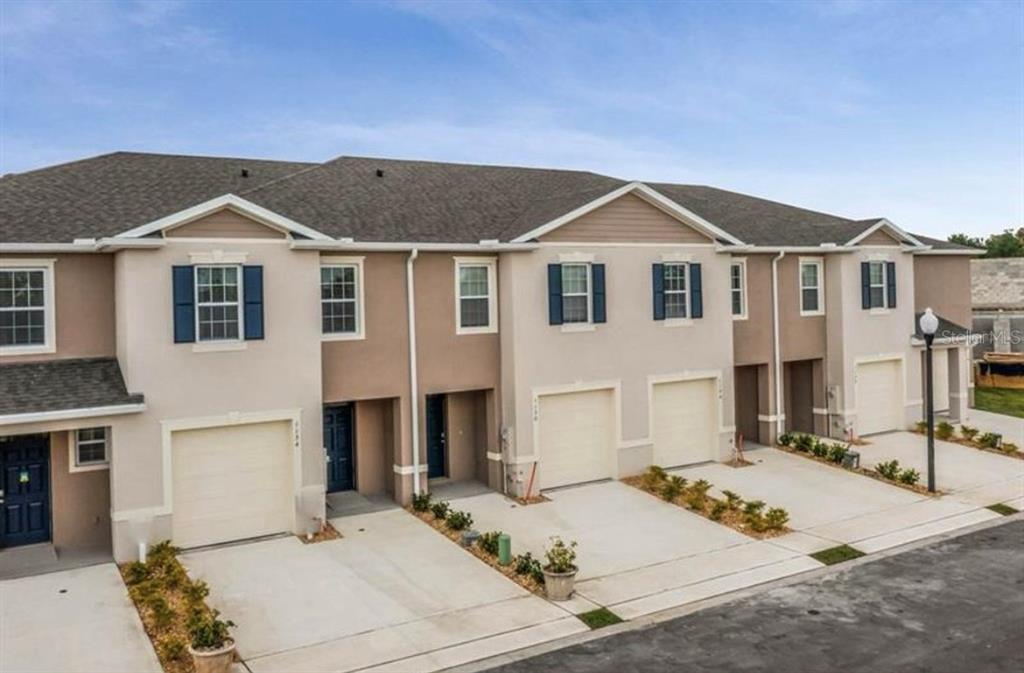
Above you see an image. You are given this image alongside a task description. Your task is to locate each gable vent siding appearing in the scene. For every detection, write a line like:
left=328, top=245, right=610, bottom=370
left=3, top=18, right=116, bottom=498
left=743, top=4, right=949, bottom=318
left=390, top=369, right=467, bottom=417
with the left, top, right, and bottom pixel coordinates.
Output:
left=539, top=193, right=710, bottom=243
left=861, top=262, right=871, bottom=310
left=243, top=265, right=265, bottom=340
left=886, top=261, right=897, bottom=309
left=172, top=266, right=196, bottom=343
left=690, top=263, right=703, bottom=319
left=592, top=264, right=607, bottom=323
left=652, top=263, right=665, bottom=320
left=547, top=264, right=563, bottom=325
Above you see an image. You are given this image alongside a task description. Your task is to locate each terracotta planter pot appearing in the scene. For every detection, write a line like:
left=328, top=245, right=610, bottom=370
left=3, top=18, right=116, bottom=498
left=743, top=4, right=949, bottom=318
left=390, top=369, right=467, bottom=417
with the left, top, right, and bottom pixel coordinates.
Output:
left=543, top=567, right=578, bottom=601
left=189, top=640, right=236, bottom=673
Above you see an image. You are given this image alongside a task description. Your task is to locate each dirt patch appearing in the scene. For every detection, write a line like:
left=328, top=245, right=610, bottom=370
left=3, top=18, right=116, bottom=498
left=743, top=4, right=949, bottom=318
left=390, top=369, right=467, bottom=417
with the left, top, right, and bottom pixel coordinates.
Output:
left=513, top=494, right=551, bottom=506
left=297, top=521, right=342, bottom=544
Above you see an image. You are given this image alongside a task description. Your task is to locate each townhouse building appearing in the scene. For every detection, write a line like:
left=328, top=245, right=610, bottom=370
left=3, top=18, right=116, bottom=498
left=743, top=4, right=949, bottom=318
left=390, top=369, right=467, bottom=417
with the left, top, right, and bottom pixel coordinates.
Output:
left=0, top=152, right=977, bottom=564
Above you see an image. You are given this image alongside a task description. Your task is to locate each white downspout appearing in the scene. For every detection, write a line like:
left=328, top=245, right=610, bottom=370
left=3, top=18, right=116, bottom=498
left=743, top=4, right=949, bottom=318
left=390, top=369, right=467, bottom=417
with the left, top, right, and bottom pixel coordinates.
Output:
left=772, top=251, right=786, bottom=439
left=406, top=249, right=421, bottom=495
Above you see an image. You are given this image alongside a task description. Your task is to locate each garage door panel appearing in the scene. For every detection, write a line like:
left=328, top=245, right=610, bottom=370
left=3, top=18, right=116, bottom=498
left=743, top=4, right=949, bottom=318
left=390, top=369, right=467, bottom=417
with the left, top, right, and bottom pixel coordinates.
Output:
left=172, top=420, right=293, bottom=549
left=931, top=352, right=950, bottom=413
left=652, top=378, right=718, bottom=467
left=538, top=389, right=614, bottom=490
left=855, top=360, right=902, bottom=436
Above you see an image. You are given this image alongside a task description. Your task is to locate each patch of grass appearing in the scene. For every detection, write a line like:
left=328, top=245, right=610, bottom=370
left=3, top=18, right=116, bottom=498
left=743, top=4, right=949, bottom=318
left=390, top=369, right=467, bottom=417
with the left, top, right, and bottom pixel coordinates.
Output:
left=811, top=544, right=866, bottom=566
left=577, top=608, right=623, bottom=630
left=974, top=387, right=1024, bottom=419
left=986, top=503, right=1019, bottom=516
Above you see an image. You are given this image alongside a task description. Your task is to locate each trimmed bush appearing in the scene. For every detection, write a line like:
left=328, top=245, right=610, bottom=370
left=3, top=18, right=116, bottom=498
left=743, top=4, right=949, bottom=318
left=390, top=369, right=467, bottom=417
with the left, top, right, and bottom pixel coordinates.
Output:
left=875, top=459, right=901, bottom=481
left=959, top=425, right=979, bottom=441
left=412, top=491, right=432, bottom=512
left=709, top=501, right=728, bottom=521
left=793, top=433, right=814, bottom=453
left=936, top=421, right=954, bottom=441
left=765, top=507, right=790, bottom=531
left=914, top=420, right=928, bottom=433
left=429, top=500, right=450, bottom=520
left=778, top=432, right=794, bottom=447
left=898, top=467, right=921, bottom=485
left=445, top=509, right=473, bottom=531
left=979, top=432, right=1002, bottom=449
left=721, top=489, right=743, bottom=510
left=478, top=531, right=502, bottom=556
left=641, top=465, right=667, bottom=490
left=826, top=443, right=848, bottom=464
left=513, top=552, right=544, bottom=584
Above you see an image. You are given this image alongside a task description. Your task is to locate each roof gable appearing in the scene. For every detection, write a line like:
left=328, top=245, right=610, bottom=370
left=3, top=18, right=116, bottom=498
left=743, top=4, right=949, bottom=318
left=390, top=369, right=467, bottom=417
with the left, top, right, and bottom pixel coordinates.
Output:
left=164, top=207, right=287, bottom=239
left=538, top=192, right=713, bottom=244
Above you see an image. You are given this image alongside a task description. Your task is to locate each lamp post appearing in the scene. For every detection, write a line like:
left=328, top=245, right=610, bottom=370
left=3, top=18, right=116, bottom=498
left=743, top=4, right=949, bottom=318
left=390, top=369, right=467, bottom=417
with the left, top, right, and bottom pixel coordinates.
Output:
left=919, top=308, right=939, bottom=493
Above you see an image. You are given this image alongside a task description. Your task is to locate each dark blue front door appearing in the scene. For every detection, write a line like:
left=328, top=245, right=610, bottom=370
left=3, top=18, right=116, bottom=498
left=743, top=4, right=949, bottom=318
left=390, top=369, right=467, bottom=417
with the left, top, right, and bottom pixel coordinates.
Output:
left=324, top=405, right=354, bottom=492
left=1, top=434, right=51, bottom=548
left=426, top=394, right=447, bottom=479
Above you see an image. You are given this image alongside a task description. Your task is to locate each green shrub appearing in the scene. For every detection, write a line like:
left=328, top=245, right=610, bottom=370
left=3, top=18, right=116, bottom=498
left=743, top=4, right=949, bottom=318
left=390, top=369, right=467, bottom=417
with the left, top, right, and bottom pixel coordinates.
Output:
left=183, top=579, right=210, bottom=604
left=914, top=420, right=928, bottom=433
left=641, top=465, right=667, bottom=490
left=826, top=443, right=848, bottom=464
left=445, top=509, right=473, bottom=531
left=158, top=636, right=187, bottom=662
left=412, top=491, right=432, bottom=512
left=793, top=433, right=814, bottom=452
left=690, top=479, right=712, bottom=497
left=478, top=531, right=502, bottom=556
left=811, top=439, right=830, bottom=458
left=162, top=562, right=188, bottom=591
left=765, top=507, right=790, bottom=530
left=513, top=552, right=545, bottom=584
left=146, top=596, right=176, bottom=630
left=721, top=489, right=743, bottom=510
left=936, top=421, right=955, bottom=440
left=778, top=432, right=794, bottom=447
left=128, top=579, right=160, bottom=603
left=709, top=501, right=728, bottom=521
left=660, top=479, right=683, bottom=502
left=1002, top=442, right=1019, bottom=454
left=743, top=499, right=766, bottom=517
left=544, top=536, right=578, bottom=573
left=429, top=500, right=450, bottom=520
left=189, top=609, right=235, bottom=651
left=124, top=561, right=150, bottom=586
left=959, top=425, right=979, bottom=441
left=875, top=459, right=901, bottom=480
left=743, top=499, right=767, bottom=531
left=897, top=467, right=921, bottom=485
left=979, top=432, right=1002, bottom=449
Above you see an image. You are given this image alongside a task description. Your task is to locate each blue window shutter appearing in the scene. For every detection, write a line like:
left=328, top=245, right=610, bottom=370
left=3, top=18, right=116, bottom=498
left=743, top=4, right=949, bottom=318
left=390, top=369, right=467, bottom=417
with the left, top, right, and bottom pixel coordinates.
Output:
left=243, top=265, right=264, bottom=340
left=885, top=261, right=897, bottom=309
left=690, top=263, right=703, bottom=319
left=592, top=264, right=606, bottom=323
left=652, top=263, right=665, bottom=320
left=172, top=266, right=195, bottom=343
left=861, top=262, right=871, bottom=309
left=547, top=264, right=563, bottom=325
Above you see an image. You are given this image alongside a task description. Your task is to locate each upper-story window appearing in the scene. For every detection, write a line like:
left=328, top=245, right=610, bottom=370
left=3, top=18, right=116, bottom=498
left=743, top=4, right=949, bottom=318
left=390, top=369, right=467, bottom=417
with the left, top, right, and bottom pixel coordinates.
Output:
left=799, top=259, right=824, bottom=316
left=455, top=257, right=497, bottom=334
left=867, top=261, right=887, bottom=309
left=321, top=256, right=364, bottom=340
left=663, top=262, right=689, bottom=319
left=730, top=260, right=747, bottom=319
left=561, top=263, right=591, bottom=323
left=196, top=265, right=242, bottom=341
left=0, top=260, right=55, bottom=354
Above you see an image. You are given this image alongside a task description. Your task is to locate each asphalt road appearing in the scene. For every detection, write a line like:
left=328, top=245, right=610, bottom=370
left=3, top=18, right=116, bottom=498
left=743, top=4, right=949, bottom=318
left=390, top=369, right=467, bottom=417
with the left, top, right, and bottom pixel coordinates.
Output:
left=486, top=518, right=1024, bottom=673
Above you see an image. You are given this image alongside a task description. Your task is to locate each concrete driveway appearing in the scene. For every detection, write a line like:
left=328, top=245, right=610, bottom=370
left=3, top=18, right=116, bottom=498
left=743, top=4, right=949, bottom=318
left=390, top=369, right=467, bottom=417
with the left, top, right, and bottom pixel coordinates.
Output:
left=180, top=508, right=584, bottom=673
left=961, top=407, right=1024, bottom=446
left=856, top=431, right=1024, bottom=510
left=0, top=563, right=160, bottom=673
left=676, top=447, right=1000, bottom=555
left=451, top=481, right=820, bottom=621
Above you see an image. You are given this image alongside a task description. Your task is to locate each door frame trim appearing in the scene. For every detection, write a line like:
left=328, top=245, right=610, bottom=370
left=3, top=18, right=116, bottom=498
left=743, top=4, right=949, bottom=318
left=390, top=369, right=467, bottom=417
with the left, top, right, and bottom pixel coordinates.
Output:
left=0, top=433, right=54, bottom=548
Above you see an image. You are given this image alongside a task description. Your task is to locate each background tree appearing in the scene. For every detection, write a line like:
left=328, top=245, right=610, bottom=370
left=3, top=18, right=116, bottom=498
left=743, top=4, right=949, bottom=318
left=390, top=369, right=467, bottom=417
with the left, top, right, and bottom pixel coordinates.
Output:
left=948, top=228, right=1023, bottom=258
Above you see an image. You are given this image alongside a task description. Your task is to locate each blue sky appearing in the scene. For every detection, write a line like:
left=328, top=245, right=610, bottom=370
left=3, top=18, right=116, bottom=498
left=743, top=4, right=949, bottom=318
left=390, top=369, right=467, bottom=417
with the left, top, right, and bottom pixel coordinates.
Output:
left=1, top=0, right=1021, bottom=239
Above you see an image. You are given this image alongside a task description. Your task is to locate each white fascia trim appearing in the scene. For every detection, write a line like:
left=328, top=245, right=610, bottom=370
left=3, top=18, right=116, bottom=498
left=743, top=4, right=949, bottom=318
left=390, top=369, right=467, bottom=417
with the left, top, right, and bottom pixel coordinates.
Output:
left=914, top=248, right=985, bottom=256
left=0, top=239, right=163, bottom=253
left=115, top=194, right=332, bottom=241
left=510, top=182, right=745, bottom=246
left=0, top=403, right=146, bottom=427
left=292, top=240, right=539, bottom=252
left=845, top=219, right=924, bottom=248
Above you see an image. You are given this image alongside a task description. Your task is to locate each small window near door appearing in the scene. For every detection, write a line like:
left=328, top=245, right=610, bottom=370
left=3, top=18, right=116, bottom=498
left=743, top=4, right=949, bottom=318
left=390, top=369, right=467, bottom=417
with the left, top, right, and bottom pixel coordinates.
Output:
left=455, top=258, right=497, bottom=334
left=73, top=427, right=109, bottom=471
left=799, top=259, right=824, bottom=316
left=730, top=260, right=747, bottom=319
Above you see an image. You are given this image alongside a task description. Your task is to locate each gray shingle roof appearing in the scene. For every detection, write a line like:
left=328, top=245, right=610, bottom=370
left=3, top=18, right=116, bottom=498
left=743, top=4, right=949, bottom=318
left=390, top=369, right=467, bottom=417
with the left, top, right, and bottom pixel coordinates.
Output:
left=972, top=258, right=1024, bottom=310
left=912, top=233, right=980, bottom=252
left=0, top=151, right=965, bottom=248
left=913, top=312, right=970, bottom=340
left=0, top=357, right=143, bottom=416
left=0, top=152, right=314, bottom=243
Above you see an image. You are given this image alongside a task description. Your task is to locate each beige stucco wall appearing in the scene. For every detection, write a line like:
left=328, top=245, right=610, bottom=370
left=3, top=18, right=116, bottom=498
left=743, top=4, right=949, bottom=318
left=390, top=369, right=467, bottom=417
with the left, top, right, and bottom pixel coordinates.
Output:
left=50, top=430, right=112, bottom=552
left=779, top=255, right=827, bottom=361
left=914, top=255, right=972, bottom=328
left=354, top=399, right=393, bottom=496
left=109, top=238, right=324, bottom=560
left=1, top=253, right=116, bottom=364
left=500, top=244, right=736, bottom=494
left=732, top=255, right=773, bottom=367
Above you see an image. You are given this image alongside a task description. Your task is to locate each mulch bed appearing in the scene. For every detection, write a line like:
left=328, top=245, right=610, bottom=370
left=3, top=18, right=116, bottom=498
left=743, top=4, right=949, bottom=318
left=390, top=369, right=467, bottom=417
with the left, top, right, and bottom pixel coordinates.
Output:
left=297, top=521, right=342, bottom=544
left=774, top=445, right=939, bottom=496
left=514, top=494, right=551, bottom=506
left=910, top=428, right=1023, bottom=461
left=621, top=476, right=791, bottom=539
left=407, top=508, right=544, bottom=595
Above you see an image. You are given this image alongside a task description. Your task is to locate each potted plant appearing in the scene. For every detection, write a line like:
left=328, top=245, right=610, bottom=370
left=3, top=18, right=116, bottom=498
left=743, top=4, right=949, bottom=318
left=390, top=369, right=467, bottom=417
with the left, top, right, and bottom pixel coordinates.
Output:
left=188, top=609, right=236, bottom=673
left=542, top=536, right=578, bottom=601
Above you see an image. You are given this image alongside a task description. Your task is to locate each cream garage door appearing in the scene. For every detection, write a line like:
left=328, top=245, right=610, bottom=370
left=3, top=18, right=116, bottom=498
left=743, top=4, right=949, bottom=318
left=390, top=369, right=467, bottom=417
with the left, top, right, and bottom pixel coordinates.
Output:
left=930, top=350, right=950, bottom=413
left=172, top=420, right=294, bottom=549
left=855, top=359, right=903, bottom=436
left=651, top=378, right=718, bottom=467
left=537, top=389, right=615, bottom=490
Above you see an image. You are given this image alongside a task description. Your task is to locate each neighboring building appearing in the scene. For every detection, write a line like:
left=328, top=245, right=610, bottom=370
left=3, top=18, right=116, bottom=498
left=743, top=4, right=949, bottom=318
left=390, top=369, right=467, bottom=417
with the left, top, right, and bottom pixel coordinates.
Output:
left=971, top=258, right=1024, bottom=358
left=0, top=152, right=978, bottom=564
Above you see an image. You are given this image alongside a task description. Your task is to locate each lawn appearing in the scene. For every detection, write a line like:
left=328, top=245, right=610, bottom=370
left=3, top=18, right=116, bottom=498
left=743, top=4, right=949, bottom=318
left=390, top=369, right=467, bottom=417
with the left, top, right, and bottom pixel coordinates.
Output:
left=810, top=545, right=866, bottom=566
left=974, top=387, right=1024, bottom=419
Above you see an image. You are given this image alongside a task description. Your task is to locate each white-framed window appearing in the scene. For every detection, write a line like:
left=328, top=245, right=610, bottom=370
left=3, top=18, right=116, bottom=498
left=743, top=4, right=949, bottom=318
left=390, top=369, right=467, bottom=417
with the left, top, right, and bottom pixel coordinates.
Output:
left=455, top=257, right=498, bottom=334
left=561, top=262, right=591, bottom=324
left=195, top=265, right=242, bottom=342
left=71, top=427, right=109, bottom=471
left=799, top=258, right=824, bottom=316
left=867, top=260, right=887, bottom=309
left=321, top=256, right=365, bottom=340
left=0, top=259, right=56, bottom=354
left=730, top=260, right=747, bottom=319
left=664, top=262, right=688, bottom=319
